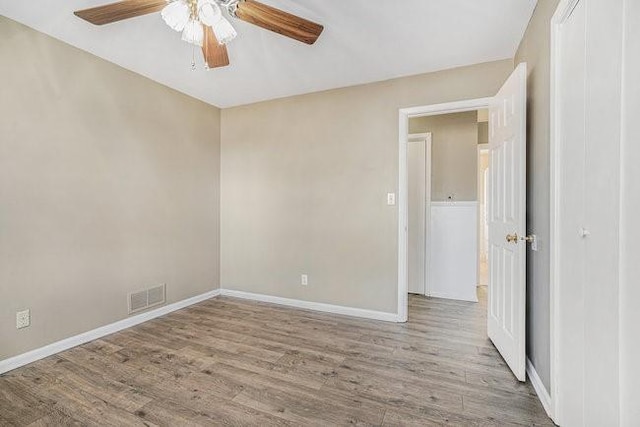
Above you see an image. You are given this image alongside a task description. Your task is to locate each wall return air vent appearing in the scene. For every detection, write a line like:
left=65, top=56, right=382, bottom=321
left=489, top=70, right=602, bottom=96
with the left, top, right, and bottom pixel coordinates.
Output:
left=128, top=284, right=166, bottom=314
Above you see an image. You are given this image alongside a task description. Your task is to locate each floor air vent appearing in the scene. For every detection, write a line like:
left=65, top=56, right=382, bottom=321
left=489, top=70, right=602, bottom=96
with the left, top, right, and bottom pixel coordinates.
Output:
left=128, top=284, right=166, bottom=314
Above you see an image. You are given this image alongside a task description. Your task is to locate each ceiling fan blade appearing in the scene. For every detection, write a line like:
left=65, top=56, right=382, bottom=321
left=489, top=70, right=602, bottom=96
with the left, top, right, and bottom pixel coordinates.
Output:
left=234, top=0, right=324, bottom=45
left=74, top=0, right=166, bottom=25
left=202, top=26, right=230, bottom=69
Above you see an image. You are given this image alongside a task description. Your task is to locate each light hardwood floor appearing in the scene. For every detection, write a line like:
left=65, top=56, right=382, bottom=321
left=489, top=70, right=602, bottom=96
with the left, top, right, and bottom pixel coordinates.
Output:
left=0, top=292, right=552, bottom=426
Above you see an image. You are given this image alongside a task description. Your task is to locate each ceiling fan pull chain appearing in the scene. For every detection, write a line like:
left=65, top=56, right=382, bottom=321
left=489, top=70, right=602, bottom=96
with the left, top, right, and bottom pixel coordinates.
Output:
left=191, top=44, right=196, bottom=70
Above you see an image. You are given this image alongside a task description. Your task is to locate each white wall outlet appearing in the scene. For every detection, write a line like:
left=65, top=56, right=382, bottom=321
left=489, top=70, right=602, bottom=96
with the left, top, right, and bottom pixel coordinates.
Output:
left=301, top=274, right=308, bottom=286
left=387, top=192, right=396, bottom=206
left=16, top=309, right=30, bottom=329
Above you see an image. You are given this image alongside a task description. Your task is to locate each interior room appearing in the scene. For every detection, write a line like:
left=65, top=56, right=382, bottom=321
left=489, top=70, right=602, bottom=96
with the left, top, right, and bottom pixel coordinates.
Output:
left=1, top=0, right=638, bottom=425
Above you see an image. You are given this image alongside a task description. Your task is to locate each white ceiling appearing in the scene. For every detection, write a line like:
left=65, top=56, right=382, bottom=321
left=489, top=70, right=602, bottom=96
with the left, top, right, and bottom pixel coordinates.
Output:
left=1, top=0, right=537, bottom=108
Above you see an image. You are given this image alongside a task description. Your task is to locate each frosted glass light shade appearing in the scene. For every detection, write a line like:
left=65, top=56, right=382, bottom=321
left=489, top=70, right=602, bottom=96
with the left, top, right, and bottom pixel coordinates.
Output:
left=182, top=19, right=204, bottom=46
left=212, top=17, right=237, bottom=45
left=197, top=0, right=222, bottom=26
left=161, top=0, right=190, bottom=32
left=197, top=0, right=237, bottom=45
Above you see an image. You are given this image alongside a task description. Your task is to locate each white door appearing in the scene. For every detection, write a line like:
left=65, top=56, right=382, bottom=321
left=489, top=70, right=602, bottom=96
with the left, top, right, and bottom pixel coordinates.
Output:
left=557, top=1, right=587, bottom=421
left=407, top=134, right=431, bottom=294
left=487, top=62, right=527, bottom=381
left=554, top=0, right=624, bottom=423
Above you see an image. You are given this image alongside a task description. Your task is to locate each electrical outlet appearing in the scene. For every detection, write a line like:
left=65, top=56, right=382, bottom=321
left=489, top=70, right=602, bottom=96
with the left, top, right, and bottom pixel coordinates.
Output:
left=301, top=274, right=308, bottom=286
left=16, top=309, right=30, bottom=329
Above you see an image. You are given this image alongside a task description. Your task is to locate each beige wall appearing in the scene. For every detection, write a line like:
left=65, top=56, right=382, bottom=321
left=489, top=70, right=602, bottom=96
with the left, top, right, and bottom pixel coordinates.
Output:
left=0, top=17, right=221, bottom=360
left=409, top=112, right=479, bottom=202
left=221, top=60, right=513, bottom=314
left=514, top=0, right=560, bottom=391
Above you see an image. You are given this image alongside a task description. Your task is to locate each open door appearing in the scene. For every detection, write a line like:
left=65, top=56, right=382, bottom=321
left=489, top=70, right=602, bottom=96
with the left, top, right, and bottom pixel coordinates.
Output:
left=487, top=63, right=527, bottom=381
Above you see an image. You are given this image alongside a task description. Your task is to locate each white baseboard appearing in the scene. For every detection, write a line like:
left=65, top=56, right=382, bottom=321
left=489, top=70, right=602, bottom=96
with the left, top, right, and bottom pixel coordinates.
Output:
left=0, top=289, right=221, bottom=375
left=426, top=291, right=479, bottom=303
left=1, top=288, right=399, bottom=375
left=219, top=289, right=399, bottom=322
left=527, top=357, right=554, bottom=420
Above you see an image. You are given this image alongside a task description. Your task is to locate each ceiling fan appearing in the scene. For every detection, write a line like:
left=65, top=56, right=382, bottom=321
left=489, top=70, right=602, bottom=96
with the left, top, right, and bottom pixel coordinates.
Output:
left=73, top=0, right=324, bottom=69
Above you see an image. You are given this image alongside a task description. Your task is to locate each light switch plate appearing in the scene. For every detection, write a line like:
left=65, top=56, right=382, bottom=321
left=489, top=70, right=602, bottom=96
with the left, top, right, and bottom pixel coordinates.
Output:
left=387, top=193, right=396, bottom=206
left=16, top=309, right=30, bottom=329
left=301, top=274, right=308, bottom=286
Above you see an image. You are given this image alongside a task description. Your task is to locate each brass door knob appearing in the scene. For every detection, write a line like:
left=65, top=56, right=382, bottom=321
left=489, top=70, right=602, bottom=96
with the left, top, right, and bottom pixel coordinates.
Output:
left=506, top=233, right=536, bottom=244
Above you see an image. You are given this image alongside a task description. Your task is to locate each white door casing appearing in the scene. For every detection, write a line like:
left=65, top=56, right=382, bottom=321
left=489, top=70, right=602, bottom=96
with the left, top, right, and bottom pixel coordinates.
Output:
left=478, top=145, right=490, bottom=287
left=407, top=134, right=431, bottom=294
left=487, top=62, right=527, bottom=381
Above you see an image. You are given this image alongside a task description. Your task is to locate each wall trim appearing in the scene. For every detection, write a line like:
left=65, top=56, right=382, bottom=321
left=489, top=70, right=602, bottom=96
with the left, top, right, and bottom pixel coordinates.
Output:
left=1, top=287, right=400, bottom=375
left=527, top=357, right=555, bottom=421
left=408, top=132, right=433, bottom=297
left=400, top=98, right=494, bottom=118
left=219, top=289, right=399, bottom=322
left=427, top=290, right=479, bottom=303
left=0, top=289, right=221, bottom=375
left=430, top=201, right=479, bottom=207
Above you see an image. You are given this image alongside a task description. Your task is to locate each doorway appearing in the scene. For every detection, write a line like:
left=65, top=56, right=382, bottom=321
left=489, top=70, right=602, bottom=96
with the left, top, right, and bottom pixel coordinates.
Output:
left=407, top=111, right=488, bottom=302
left=398, top=63, right=528, bottom=383
left=397, top=97, right=492, bottom=324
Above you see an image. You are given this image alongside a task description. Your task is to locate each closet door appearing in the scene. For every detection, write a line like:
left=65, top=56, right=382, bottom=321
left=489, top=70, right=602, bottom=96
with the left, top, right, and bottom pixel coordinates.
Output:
left=557, top=1, right=587, bottom=423
left=555, top=0, right=624, bottom=424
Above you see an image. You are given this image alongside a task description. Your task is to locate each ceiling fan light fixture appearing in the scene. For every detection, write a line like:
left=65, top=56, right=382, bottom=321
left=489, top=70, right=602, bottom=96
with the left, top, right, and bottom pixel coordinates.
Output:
left=73, top=0, right=324, bottom=70
left=197, top=0, right=236, bottom=45
left=181, top=18, right=204, bottom=46
left=212, top=16, right=237, bottom=45
left=197, top=0, right=222, bottom=26
left=161, top=0, right=190, bottom=32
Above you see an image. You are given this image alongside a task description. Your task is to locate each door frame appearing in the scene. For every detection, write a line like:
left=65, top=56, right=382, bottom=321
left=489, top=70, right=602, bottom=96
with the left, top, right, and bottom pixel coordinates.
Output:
left=549, top=0, right=584, bottom=423
left=397, top=97, right=491, bottom=322
left=407, top=132, right=432, bottom=296
left=476, top=143, right=490, bottom=286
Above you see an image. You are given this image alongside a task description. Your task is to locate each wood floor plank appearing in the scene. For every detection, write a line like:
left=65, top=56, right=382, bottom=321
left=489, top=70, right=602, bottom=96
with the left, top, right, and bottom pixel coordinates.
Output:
left=20, top=377, right=155, bottom=426
left=381, top=407, right=500, bottom=426
left=0, top=376, right=50, bottom=425
left=0, top=293, right=552, bottom=426
left=81, top=338, right=123, bottom=355
left=27, top=410, right=84, bottom=426
left=233, top=385, right=385, bottom=426
left=197, top=352, right=329, bottom=390
left=59, top=361, right=152, bottom=410
left=134, top=396, right=293, bottom=426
